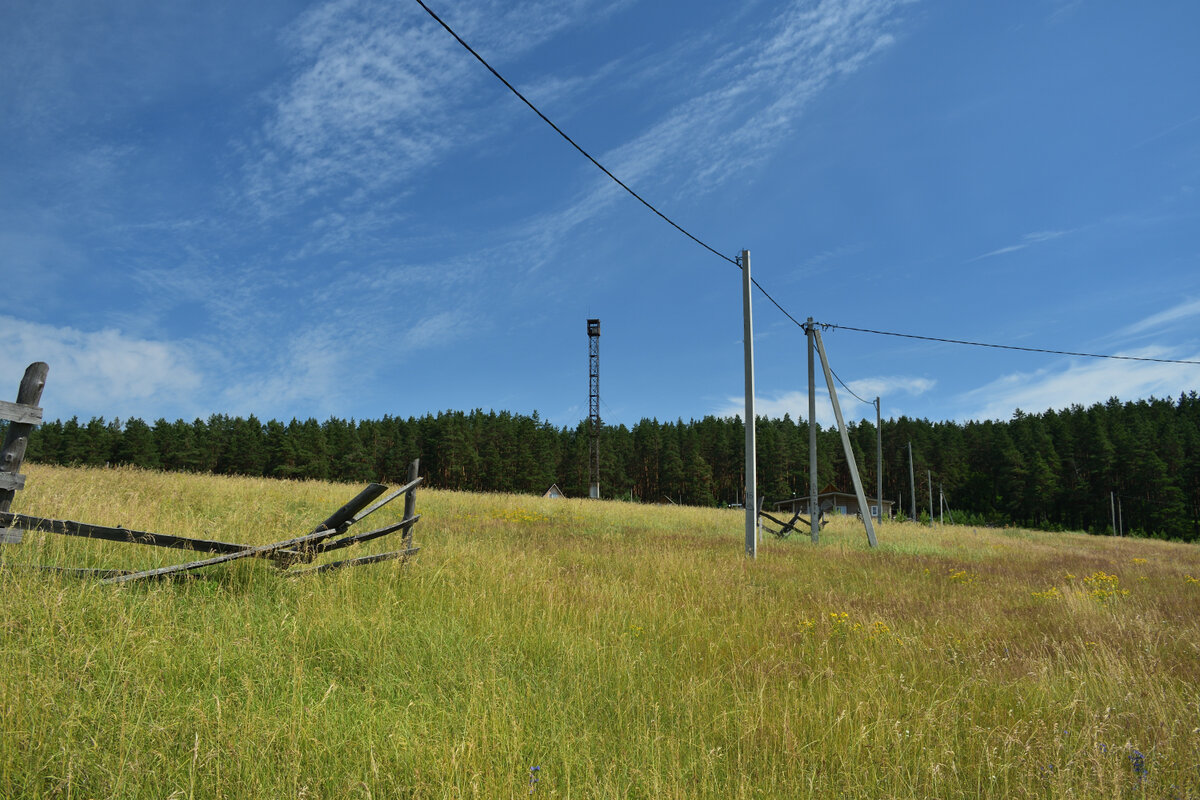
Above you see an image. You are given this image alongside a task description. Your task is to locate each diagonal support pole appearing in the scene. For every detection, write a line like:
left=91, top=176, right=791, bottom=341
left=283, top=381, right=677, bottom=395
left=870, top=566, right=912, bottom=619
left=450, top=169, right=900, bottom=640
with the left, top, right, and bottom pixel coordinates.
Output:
left=812, top=328, right=877, bottom=548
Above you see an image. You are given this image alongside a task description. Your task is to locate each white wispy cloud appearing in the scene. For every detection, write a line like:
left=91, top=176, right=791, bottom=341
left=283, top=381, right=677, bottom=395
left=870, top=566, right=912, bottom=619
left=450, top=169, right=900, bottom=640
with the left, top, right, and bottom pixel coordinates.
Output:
left=513, top=0, right=913, bottom=264
left=0, top=316, right=202, bottom=422
left=1131, top=113, right=1200, bottom=150
left=966, top=229, right=1072, bottom=263
left=955, top=348, right=1200, bottom=421
left=398, top=310, right=474, bottom=352
left=1120, top=297, right=1200, bottom=337
left=716, top=373, right=935, bottom=426
left=244, top=0, right=628, bottom=218
left=218, top=325, right=352, bottom=419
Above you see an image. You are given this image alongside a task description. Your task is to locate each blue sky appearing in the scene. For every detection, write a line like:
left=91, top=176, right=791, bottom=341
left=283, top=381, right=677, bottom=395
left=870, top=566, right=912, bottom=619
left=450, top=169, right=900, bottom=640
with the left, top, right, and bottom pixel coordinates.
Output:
left=3, top=0, right=1199, bottom=429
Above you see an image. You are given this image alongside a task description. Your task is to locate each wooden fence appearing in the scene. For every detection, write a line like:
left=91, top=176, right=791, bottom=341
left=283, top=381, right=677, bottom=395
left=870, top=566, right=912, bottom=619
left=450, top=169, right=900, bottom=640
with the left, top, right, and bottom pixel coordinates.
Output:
left=0, top=362, right=423, bottom=580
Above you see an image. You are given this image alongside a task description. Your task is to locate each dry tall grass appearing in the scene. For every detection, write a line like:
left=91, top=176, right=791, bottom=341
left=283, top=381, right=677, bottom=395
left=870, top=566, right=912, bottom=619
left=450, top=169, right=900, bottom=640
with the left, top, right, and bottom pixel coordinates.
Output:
left=2, top=464, right=1199, bottom=798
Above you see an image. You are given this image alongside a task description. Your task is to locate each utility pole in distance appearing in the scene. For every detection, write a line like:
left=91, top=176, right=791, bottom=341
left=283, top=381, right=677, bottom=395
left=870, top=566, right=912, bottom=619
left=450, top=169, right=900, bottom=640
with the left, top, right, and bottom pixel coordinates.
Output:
left=927, top=469, right=933, bottom=526
left=875, top=397, right=883, bottom=525
left=740, top=250, right=756, bottom=558
left=908, top=441, right=916, bottom=522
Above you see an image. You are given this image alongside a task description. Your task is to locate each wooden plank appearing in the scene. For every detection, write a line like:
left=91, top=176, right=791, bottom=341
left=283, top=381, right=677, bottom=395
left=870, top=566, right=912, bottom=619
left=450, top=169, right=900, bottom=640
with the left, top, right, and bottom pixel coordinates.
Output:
left=0, top=483, right=386, bottom=566
left=314, top=483, right=388, bottom=532
left=0, top=564, right=133, bottom=579
left=314, top=515, right=420, bottom=555
left=0, top=473, right=25, bottom=492
left=0, top=362, right=48, bottom=514
left=350, top=477, right=423, bottom=524
left=100, top=519, right=357, bottom=585
left=284, top=547, right=420, bottom=577
left=0, top=400, right=42, bottom=425
left=0, top=527, right=23, bottom=544
left=0, top=511, right=269, bottom=555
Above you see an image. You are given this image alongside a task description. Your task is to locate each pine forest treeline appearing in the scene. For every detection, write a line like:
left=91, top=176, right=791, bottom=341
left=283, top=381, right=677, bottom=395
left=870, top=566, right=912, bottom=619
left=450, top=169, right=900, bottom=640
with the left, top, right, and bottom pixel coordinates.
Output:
left=17, top=393, right=1200, bottom=541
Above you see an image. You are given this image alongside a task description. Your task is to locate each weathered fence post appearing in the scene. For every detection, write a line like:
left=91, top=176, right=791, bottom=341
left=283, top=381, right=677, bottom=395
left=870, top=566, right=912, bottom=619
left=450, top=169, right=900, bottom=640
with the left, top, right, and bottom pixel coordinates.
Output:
left=1, top=363, right=48, bottom=544
left=403, top=458, right=420, bottom=549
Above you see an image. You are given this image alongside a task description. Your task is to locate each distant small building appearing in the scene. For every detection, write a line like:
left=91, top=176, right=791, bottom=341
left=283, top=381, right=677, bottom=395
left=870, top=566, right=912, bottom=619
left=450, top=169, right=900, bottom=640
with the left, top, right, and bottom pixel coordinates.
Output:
left=774, top=484, right=894, bottom=520
left=543, top=484, right=566, bottom=499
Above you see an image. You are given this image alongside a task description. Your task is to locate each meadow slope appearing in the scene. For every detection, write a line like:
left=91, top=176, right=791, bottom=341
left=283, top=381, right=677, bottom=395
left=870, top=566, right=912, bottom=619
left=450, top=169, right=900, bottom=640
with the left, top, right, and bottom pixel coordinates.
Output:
left=2, top=464, right=1199, bottom=798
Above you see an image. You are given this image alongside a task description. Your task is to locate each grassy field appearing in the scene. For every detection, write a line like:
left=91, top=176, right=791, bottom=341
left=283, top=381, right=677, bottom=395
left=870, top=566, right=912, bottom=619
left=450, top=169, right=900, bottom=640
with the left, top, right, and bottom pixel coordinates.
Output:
left=2, top=464, right=1199, bottom=799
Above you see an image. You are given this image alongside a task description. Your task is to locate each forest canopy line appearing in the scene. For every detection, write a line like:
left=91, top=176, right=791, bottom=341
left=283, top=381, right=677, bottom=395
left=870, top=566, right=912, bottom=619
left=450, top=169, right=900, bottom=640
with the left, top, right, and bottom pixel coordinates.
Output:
left=15, top=392, right=1200, bottom=541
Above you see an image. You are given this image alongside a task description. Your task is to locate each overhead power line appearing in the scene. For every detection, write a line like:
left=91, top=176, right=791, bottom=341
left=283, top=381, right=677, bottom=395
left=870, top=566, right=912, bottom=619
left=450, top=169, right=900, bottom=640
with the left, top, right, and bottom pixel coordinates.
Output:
left=828, top=363, right=873, bottom=406
left=412, top=0, right=735, bottom=267
left=412, top=0, right=810, bottom=328
left=414, top=0, right=1199, bottom=372
left=819, top=323, right=1200, bottom=366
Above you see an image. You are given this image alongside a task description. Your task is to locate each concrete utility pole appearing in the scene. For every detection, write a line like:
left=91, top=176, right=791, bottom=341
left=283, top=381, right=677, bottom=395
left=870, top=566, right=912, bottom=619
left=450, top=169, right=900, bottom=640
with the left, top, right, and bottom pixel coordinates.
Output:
left=741, top=250, right=756, bottom=558
left=1110, top=491, right=1117, bottom=535
left=927, top=470, right=933, bottom=526
left=875, top=397, right=883, bottom=525
left=812, top=327, right=877, bottom=548
left=939, top=484, right=944, bottom=526
left=908, top=441, right=916, bottom=522
left=807, top=318, right=819, bottom=543
left=587, top=319, right=601, bottom=499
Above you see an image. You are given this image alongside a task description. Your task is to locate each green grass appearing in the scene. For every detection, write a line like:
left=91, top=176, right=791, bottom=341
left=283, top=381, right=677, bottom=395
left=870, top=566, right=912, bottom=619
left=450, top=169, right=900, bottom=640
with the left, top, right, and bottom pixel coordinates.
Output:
left=3, top=464, right=1200, bottom=798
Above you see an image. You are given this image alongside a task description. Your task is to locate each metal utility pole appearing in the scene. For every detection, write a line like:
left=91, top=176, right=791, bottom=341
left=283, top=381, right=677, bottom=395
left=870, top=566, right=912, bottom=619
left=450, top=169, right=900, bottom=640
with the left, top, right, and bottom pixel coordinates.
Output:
left=875, top=397, right=883, bottom=525
left=908, top=441, right=916, bottom=522
left=807, top=318, right=819, bottom=543
left=812, top=327, right=877, bottom=548
left=587, top=319, right=601, bottom=499
left=741, top=250, right=756, bottom=558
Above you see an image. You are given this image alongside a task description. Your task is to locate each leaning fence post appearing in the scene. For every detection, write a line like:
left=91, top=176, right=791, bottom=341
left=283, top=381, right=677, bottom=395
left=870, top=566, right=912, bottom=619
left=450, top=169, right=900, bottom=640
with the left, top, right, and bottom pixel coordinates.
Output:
left=403, top=458, right=420, bottom=549
left=1, top=363, right=48, bottom=544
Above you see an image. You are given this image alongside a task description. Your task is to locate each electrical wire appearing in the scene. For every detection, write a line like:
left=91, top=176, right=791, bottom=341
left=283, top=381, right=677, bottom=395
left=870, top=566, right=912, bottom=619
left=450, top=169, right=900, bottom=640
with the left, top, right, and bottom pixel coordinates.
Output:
left=827, top=364, right=873, bottom=406
left=413, top=0, right=815, bottom=328
left=413, top=0, right=1200, bottom=372
left=413, top=0, right=737, bottom=268
left=821, top=323, right=1200, bottom=366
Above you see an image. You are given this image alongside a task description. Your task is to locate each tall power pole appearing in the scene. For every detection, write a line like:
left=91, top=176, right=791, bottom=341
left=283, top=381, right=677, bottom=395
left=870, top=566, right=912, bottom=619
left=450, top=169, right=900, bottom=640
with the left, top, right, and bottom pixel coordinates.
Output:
left=875, top=397, right=882, bottom=525
left=908, top=441, right=916, bottom=522
left=927, top=469, right=933, bottom=526
left=741, top=250, right=757, bottom=558
left=587, top=319, right=601, bottom=499
left=807, top=318, right=818, bottom=543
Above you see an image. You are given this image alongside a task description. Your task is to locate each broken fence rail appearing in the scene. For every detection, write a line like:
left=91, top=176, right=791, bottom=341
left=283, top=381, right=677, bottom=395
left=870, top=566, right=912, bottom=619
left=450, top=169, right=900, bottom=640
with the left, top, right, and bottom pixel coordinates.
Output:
left=1, top=460, right=423, bottom=583
left=757, top=499, right=822, bottom=539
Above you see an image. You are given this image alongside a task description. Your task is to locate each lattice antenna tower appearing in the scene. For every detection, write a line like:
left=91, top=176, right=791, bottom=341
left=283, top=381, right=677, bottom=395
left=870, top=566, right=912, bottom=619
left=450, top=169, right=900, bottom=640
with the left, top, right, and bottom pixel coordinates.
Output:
left=587, top=319, right=601, bottom=499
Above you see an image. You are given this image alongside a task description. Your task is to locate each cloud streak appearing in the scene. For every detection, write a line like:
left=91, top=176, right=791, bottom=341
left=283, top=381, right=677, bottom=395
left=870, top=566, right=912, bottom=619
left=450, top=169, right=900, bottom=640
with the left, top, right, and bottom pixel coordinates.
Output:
left=966, top=229, right=1072, bottom=263
left=513, top=0, right=913, bottom=265
left=956, top=348, right=1200, bottom=421
left=1120, top=297, right=1200, bottom=337
left=717, top=373, right=935, bottom=426
left=243, top=0, right=629, bottom=219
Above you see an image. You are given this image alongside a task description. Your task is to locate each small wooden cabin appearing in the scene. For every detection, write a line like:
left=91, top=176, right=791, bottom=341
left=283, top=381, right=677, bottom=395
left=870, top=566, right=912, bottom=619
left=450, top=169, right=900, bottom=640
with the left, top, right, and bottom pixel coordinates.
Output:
left=773, top=484, right=894, bottom=520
